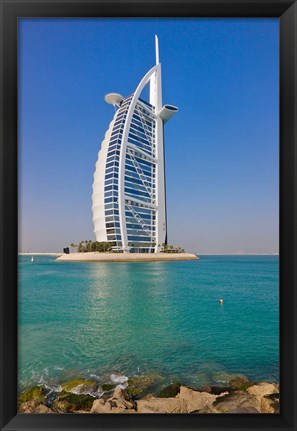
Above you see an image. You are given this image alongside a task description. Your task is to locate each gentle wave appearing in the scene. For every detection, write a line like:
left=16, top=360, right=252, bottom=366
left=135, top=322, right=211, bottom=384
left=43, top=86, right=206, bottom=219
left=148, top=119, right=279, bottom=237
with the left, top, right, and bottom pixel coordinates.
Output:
left=18, top=255, right=279, bottom=390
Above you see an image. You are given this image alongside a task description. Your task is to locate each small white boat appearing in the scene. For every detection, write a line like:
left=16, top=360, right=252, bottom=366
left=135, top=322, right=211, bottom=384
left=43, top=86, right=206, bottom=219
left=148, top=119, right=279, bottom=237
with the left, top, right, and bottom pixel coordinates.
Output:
left=31, top=256, right=34, bottom=262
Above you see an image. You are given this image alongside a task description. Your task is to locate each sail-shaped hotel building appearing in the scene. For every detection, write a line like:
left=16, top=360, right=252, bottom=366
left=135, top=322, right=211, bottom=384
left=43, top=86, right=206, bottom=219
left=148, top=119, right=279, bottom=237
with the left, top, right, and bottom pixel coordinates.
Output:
left=92, top=37, right=178, bottom=253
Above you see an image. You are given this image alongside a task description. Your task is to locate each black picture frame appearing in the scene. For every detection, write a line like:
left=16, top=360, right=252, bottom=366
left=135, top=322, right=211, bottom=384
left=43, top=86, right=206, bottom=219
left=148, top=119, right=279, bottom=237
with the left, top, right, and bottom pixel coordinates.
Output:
left=1, top=1, right=296, bottom=430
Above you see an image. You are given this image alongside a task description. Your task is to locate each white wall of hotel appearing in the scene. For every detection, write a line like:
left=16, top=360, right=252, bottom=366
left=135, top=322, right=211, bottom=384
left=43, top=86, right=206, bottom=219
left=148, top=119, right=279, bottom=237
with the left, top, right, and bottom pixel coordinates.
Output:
left=92, top=37, right=178, bottom=253
left=92, top=119, right=115, bottom=242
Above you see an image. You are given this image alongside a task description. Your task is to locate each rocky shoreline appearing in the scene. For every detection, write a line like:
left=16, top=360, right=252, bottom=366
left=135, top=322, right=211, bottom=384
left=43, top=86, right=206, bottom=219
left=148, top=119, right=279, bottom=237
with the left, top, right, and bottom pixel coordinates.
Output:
left=18, top=374, right=279, bottom=414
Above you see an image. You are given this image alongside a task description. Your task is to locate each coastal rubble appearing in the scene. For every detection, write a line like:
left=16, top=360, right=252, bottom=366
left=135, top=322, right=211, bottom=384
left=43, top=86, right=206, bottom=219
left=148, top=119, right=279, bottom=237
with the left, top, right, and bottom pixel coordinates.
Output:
left=61, top=378, right=97, bottom=394
left=177, top=386, right=227, bottom=413
left=19, top=399, right=54, bottom=414
left=18, top=378, right=279, bottom=414
left=137, top=396, right=187, bottom=413
left=91, top=388, right=135, bottom=413
left=246, top=382, right=278, bottom=397
left=52, top=391, right=94, bottom=413
left=213, top=390, right=262, bottom=413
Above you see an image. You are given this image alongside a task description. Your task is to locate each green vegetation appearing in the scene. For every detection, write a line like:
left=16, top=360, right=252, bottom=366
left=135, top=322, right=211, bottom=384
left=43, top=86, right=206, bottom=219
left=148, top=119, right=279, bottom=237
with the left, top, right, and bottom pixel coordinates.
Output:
left=128, top=243, right=186, bottom=253
left=229, top=378, right=253, bottom=391
left=128, top=375, right=156, bottom=387
left=73, top=241, right=116, bottom=253
left=158, top=382, right=181, bottom=398
left=125, top=386, right=143, bottom=397
left=126, top=374, right=164, bottom=399
left=53, top=391, right=94, bottom=412
left=160, top=243, right=185, bottom=253
left=18, top=386, right=46, bottom=404
left=101, top=384, right=115, bottom=392
left=70, top=241, right=186, bottom=253
left=61, top=378, right=97, bottom=392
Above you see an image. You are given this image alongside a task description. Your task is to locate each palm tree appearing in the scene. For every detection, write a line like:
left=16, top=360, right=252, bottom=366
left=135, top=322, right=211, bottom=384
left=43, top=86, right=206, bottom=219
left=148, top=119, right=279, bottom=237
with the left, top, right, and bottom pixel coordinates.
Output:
left=161, top=243, right=167, bottom=252
left=70, top=243, right=77, bottom=253
left=87, top=240, right=92, bottom=252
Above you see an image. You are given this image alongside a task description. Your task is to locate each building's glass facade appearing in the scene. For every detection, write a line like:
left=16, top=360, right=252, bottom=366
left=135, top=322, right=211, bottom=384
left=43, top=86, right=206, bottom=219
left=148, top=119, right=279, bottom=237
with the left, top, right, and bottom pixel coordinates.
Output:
left=103, top=96, right=157, bottom=252
left=92, top=37, right=177, bottom=253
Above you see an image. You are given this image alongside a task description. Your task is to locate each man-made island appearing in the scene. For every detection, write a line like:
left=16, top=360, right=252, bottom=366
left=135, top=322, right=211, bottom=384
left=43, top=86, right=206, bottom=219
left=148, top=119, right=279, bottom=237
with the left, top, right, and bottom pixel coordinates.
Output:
left=56, top=252, right=199, bottom=263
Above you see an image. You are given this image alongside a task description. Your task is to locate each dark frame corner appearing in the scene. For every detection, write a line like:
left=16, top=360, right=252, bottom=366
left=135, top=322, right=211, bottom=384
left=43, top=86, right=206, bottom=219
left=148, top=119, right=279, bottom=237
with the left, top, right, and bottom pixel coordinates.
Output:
left=1, top=1, right=296, bottom=430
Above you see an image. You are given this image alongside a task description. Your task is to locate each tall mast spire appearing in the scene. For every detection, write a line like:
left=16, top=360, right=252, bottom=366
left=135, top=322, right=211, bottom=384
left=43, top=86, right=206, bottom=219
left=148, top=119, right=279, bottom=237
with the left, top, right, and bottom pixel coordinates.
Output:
left=150, top=35, right=161, bottom=108
left=155, top=34, right=159, bottom=65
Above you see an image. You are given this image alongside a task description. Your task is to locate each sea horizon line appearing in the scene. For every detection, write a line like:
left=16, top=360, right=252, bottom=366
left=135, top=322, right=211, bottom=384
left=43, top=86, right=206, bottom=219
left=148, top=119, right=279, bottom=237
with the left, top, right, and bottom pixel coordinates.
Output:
left=18, top=252, right=279, bottom=256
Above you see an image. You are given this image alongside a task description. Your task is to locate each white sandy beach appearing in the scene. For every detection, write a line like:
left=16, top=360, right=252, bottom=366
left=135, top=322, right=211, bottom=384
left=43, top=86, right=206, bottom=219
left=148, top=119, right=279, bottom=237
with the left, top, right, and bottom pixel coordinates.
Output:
left=56, top=252, right=199, bottom=262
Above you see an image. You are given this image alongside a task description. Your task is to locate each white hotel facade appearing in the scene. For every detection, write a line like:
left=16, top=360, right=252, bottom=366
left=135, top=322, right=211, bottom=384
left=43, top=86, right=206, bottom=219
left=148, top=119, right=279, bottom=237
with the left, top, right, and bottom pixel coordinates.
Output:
left=92, top=37, right=178, bottom=253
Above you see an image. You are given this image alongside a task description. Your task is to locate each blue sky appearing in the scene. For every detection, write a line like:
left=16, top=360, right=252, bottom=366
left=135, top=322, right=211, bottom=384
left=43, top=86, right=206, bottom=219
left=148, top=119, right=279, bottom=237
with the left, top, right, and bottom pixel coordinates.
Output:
left=18, top=18, right=279, bottom=253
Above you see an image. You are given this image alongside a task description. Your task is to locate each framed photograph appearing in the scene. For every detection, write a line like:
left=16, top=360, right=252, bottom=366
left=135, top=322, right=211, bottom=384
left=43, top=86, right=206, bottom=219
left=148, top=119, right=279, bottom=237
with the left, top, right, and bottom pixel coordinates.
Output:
left=1, top=1, right=296, bottom=431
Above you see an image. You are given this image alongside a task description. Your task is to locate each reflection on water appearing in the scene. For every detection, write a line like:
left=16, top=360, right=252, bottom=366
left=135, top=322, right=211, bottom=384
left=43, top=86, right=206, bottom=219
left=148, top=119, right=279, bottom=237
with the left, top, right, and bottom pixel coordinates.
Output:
left=18, top=256, right=279, bottom=389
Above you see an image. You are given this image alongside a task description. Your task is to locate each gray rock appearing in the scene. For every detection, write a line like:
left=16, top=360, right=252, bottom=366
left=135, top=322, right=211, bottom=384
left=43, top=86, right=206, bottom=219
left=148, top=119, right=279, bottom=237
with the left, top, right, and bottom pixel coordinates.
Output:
left=209, top=385, right=231, bottom=395
left=52, top=391, right=94, bottom=412
left=212, top=372, right=248, bottom=384
left=159, top=383, right=181, bottom=398
left=213, top=390, right=261, bottom=413
left=229, top=377, right=253, bottom=390
left=192, top=405, right=217, bottom=414
left=228, top=407, right=260, bottom=413
left=200, top=384, right=212, bottom=393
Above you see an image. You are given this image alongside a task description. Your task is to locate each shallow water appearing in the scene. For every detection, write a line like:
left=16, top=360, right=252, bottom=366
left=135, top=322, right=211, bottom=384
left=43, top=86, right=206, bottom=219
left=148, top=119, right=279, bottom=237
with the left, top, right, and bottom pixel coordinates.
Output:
left=18, top=255, right=279, bottom=390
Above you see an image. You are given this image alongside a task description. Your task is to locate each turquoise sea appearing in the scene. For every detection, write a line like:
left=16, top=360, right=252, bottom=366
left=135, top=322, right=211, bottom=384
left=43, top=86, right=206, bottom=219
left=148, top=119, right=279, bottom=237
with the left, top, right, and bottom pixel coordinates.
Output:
left=18, top=255, right=279, bottom=391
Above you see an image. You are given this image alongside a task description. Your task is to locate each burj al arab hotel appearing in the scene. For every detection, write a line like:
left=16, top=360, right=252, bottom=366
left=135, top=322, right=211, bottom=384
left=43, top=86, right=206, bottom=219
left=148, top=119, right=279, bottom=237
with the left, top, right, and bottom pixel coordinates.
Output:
left=92, top=36, right=178, bottom=253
